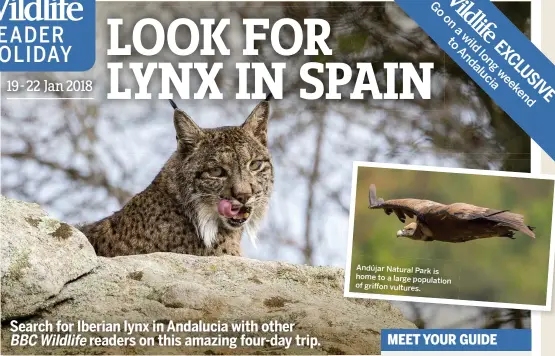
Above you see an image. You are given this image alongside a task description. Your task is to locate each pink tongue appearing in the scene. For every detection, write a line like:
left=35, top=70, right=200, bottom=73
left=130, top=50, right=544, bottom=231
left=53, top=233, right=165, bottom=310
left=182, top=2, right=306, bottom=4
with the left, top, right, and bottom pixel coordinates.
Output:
left=218, top=200, right=241, bottom=218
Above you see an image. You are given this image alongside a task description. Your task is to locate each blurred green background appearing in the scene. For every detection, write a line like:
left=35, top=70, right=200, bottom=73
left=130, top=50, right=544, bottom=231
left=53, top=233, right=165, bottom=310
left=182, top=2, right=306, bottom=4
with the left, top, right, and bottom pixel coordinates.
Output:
left=349, top=166, right=554, bottom=306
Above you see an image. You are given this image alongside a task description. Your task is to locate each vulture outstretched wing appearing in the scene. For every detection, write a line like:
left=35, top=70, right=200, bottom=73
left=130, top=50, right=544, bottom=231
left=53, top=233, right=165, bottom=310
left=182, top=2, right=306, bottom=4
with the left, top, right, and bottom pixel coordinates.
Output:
left=368, top=184, right=536, bottom=240
left=444, top=203, right=536, bottom=238
left=368, top=184, right=444, bottom=223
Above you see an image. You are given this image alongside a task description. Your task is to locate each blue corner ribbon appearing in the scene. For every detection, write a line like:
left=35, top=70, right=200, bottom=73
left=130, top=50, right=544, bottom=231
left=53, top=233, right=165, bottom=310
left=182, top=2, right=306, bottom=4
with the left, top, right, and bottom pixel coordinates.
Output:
left=395, top=0, right=555, bottom=160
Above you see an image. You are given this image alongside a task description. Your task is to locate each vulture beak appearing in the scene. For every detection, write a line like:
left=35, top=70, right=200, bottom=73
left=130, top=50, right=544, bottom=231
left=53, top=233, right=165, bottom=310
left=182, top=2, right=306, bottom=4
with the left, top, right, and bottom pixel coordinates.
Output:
left=396, top=230, right=403, bottom=238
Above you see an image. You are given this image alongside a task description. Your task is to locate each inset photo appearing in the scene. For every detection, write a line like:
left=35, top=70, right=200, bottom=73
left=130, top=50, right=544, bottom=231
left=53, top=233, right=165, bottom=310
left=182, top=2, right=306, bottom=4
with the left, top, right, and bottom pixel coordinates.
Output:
left=344, top=162, right=555, bottom=311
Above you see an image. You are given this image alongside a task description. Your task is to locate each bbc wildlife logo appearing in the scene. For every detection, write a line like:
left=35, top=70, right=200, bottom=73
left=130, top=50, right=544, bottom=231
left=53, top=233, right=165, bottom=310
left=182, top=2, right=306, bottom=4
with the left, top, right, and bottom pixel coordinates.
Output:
left=0, top=0, right=95, bottom=71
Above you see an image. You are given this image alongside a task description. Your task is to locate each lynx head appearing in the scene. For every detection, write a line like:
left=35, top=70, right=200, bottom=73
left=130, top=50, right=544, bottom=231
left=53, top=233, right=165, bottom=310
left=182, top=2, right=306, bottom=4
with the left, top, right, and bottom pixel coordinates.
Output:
left=170, top=99, right=273, bottom=248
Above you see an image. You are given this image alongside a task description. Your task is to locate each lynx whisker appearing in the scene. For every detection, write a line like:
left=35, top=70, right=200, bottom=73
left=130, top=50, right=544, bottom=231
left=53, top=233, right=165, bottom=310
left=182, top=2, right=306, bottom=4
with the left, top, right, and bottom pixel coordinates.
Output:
left=245, top=222, right=259, bottom=248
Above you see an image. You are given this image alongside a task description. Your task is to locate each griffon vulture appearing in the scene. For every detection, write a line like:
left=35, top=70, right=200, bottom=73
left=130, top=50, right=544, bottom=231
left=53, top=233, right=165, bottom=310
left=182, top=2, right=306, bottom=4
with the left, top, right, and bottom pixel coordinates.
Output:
left=368, top=184, right=536, bottom=242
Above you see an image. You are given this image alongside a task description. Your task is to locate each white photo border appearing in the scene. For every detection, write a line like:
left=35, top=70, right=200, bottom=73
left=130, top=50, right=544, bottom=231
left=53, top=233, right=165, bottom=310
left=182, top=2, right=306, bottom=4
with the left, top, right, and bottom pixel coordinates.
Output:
left=344, top=161, right=555, bottom=313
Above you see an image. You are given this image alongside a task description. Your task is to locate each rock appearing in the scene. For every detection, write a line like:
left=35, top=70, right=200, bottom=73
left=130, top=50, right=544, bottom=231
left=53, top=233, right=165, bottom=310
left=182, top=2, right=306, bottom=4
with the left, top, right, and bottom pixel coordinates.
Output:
left=0, top=196, right=98, bottom=321
left=1, top=197, right=415, bottom=354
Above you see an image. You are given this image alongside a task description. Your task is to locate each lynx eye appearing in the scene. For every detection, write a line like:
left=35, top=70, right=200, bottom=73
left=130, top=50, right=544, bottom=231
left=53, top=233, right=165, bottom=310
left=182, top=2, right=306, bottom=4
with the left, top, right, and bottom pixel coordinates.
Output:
left=249, top=160, right=263, bottom=171
left=206, top=167, right=226, bottom=178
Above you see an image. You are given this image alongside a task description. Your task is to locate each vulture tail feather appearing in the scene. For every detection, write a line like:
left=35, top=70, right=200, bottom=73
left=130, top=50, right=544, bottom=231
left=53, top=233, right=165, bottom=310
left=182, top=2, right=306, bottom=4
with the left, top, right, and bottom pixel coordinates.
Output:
left=518, top=226, right=536, bottom=239
left=488, top=212, right=536, bottom=239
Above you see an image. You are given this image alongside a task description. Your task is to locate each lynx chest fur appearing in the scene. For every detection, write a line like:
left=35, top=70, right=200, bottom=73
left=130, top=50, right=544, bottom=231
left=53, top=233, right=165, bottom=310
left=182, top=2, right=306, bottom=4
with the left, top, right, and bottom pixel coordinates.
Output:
left=79, top=99, right=274, bottom=257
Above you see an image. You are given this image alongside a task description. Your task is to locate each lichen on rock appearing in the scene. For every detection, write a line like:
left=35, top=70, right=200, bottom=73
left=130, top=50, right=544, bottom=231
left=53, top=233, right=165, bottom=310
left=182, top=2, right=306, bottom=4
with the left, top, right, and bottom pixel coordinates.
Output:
left=0, top=196, right=416, bottom=355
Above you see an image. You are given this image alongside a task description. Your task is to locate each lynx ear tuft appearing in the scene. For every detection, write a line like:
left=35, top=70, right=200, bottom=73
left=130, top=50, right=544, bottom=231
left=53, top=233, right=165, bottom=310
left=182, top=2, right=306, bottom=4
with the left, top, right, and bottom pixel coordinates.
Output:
left=242, top=100, right=270, bottom=146
left=169, top=99, right=178, bottom=110
left=174, top=109, right=204, bottom=153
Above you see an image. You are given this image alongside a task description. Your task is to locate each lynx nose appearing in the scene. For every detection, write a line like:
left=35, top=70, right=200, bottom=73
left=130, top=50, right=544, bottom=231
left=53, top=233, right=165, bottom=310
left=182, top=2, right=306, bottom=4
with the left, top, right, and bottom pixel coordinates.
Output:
left=232, top=191, right=252, bottom=204
left=232, top=186, right=253, bottom=204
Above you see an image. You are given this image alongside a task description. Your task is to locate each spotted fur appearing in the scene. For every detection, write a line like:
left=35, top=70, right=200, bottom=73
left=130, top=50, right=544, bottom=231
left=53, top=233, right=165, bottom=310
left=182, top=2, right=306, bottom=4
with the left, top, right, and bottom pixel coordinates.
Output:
left=78, top=100, right=274, bottom=257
